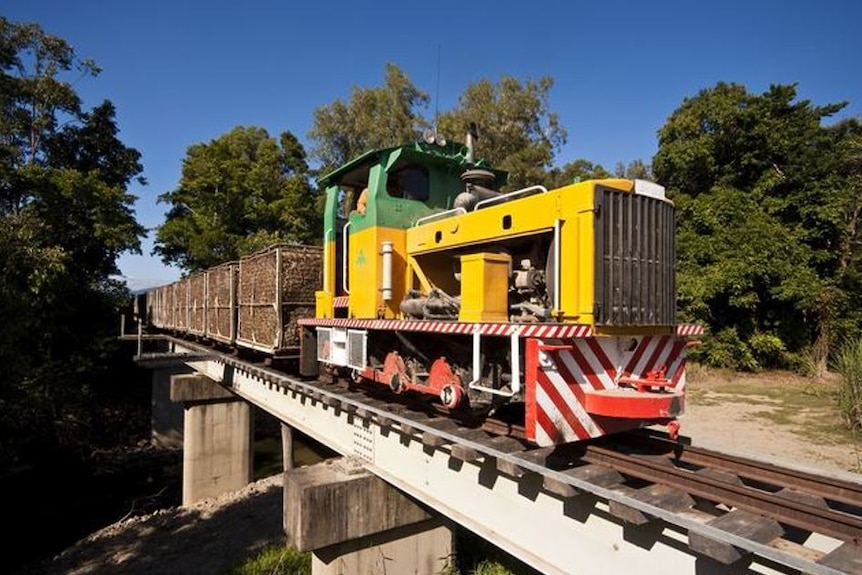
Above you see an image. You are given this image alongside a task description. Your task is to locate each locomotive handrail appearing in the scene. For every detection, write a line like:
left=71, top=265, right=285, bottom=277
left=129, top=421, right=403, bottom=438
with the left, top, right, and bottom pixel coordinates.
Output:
left=466, top=327, right=521, bottom=398
left=553, top=218, right=561, bottom=312
left=341, top=221, right=350, bottom=295
left=473, top=185, right=548, bottom=211
left=323, top=228, right=333, bottom=293
left=414, top=207, right=466, bottom=226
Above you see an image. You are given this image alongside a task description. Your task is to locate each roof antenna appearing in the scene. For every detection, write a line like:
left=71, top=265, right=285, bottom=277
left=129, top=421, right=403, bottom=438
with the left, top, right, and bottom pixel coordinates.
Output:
left=433, top=44, right=441, bottom=135
left=424, top=45, right=447, bottom=147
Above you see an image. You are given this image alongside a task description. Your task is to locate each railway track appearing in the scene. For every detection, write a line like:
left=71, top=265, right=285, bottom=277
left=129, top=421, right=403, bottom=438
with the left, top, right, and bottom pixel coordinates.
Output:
left=136, top=337, right=862, bottom=574
left=352, top=391, right=862, bottom=573
left=585, top=431, right=862, bottom=539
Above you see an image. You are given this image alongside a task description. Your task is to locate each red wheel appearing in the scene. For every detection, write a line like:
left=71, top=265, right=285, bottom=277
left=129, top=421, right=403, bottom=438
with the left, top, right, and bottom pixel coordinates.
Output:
left=440, top=384, right=463, bottom=409
left=390, top=373, right=404, bottom=393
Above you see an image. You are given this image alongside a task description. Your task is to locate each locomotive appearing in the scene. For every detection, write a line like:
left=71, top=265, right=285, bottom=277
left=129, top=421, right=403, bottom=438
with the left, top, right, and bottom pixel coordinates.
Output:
left=147, top=129, right=699, bottom=447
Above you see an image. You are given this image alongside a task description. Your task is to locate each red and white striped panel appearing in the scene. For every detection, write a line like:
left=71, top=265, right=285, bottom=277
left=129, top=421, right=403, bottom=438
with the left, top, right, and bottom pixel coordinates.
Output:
left=526, top=335, right=687, bottom=446
left=297, top=317, right=593, bottom=338
left=520, top=323, right=592, bottom=338
left=676, top=323, right=704, bottom=336
left=333, top=296, right=349, bottom=308
left=621, top=335, right=689, bottom=389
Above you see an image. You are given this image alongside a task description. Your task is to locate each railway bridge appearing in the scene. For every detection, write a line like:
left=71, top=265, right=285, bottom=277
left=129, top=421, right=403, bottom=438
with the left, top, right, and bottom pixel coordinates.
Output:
left=132, top=334, right=862, bottom=575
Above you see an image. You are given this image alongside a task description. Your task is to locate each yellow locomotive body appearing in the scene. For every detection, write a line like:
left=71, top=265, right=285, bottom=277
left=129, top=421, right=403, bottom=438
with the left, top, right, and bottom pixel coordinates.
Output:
left=299, top=135, right=695, bottom=445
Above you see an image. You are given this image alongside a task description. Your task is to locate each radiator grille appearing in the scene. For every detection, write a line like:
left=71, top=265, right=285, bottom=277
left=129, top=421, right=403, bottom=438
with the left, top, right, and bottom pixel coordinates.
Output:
left=347, top=330, right=367, bottom=370
left=594, top=186, right=676, bottom=326
left=317, top=328, right=331, bottom=362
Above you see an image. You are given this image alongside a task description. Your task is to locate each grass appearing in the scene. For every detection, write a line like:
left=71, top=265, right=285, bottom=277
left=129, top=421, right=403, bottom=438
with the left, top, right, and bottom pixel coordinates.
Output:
left=468, top=560, right=523, bottom=575
left=450, top=529, right=541, bottom=575
left=835, top=337, right=862, bottom=430
left=227, top=527, right=540, bottom=575
left=223, top=545, right=310, bottom=575
left=227, top=546, right=527, bottom=575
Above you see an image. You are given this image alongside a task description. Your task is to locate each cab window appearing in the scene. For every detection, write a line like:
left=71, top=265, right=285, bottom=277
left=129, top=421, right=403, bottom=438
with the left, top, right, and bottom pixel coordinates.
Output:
left=387, top=166, right=429, bottom=201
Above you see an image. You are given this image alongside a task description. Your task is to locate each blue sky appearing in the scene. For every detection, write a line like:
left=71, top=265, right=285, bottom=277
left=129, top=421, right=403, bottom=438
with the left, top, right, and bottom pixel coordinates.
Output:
left=5, top=0, right=862, bottom=290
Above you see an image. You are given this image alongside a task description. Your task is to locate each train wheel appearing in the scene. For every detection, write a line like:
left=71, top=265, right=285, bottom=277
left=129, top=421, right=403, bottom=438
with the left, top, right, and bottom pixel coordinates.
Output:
left=440, top=383, right=463, bottom=409
left=382, top=352, right=407, bottom=394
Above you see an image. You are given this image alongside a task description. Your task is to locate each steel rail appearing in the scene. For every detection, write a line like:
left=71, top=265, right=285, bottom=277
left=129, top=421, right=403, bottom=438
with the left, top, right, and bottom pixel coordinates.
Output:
left=579, top=443, right=862, bottom=542
left=621, top=430, right=862, bottom=507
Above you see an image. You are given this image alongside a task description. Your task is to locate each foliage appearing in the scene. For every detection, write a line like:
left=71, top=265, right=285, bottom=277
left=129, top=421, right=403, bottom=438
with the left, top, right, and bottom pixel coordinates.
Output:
left=227, top=536, right=535, bottom=575
left=0, top=17, right=145, bottom=464
left=655, top=82, right=862, bottom=370
left=467, top=561, right=519, bottom=575
left=546, top=158, right=611, bottom=188
left=224, top=544, right=310, bottom=575
left=546, top=157, right=653, bottom=189
left=673, top=185, right=818, bottom=352
left=749, top=333, right=788, bottom=369
left=436, top=75, right=566, bottom=191
left=614, top=158, right=652, bottom=180
left=308, top=65, right=567, bottom=193
left=692, top=330, right=791, bottom=372
left=451, top=529, right=541, bottom=575
left=835, top=337, right=862, bottom=430
left=154, top=127, right=320, bottom=272
left=689, top=327, right=758, bottom=372
left=307, top=63, right=430, bottom=175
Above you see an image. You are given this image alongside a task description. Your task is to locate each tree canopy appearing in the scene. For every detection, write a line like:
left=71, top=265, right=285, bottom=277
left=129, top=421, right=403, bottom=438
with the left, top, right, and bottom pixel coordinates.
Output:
left=154, top=126, right=321, bottom=272
left=0, top=17, right=146, bottom=461
left=546, top=159, right=611, bottom=189
left=307, top=64, right=572, bottom=192
left=307, top=63, right=430, bottom=175
left=654, top=82, right=862, bottom=371
left=436, top=75, right=567, bottom=190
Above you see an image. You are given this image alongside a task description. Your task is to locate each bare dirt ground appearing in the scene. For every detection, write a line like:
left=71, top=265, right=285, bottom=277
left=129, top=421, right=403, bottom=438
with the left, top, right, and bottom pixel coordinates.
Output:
left=681, top=368, right=862, bottom=476
left=27, top=370, right=862, bottom=575
left=27, top=474, right=287, bottom=575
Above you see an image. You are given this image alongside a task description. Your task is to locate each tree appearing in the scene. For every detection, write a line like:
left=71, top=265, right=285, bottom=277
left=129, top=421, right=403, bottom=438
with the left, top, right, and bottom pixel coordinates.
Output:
left=307, top=66, right=568, bottom=192
left=614, top=159, right=652, bottom=180
left=0, top=18, right=101, bottom=210
left=0, top=17, right=146, bottom=461
left=308, top=63, right=430, bottom=173
left=654, top=82, right=861, bottom=371
left=436, top=75, right=567, bottom=190
left=546, top=158, right=611, bottom=188
left=809, top=120, right=862, bottom=368
left=154, top=126, right=320, bottom=272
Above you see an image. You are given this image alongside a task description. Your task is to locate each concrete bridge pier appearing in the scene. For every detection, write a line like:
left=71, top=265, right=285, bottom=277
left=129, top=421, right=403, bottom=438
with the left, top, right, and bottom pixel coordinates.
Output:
left=151, top=366, right=192, bottom=448
left=285, top=457, right=453, bottom=575
left=170, top=373, right=254, bottom=506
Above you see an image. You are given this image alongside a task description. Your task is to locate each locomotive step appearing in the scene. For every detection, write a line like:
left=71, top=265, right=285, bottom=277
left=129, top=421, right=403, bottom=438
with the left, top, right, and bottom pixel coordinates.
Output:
left=583, top=388, right=684, bottom=419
